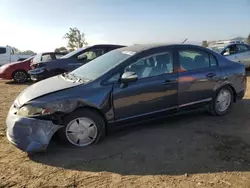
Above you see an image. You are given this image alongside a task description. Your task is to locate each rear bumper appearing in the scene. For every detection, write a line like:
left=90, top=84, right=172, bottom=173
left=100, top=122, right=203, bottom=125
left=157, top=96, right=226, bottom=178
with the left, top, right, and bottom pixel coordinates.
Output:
left=6, top=109, right=62, bottom=153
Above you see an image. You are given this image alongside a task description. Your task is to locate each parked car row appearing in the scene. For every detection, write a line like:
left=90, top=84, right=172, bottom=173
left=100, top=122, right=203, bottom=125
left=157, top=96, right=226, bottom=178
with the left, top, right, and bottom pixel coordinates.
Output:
left=5, top=43, right=246, bottom=153
left=28, top=44, right=125, bottom=81
left=0, top=44, right=125, bottom=83
left=0, top=52, right=67, bottom=83
left=208, top=43, right=250, bottom=68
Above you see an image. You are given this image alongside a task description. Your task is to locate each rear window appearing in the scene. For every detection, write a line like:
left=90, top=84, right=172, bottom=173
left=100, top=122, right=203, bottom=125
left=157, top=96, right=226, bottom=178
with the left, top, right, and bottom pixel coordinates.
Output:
left=0, top=47, right=6, bottom=54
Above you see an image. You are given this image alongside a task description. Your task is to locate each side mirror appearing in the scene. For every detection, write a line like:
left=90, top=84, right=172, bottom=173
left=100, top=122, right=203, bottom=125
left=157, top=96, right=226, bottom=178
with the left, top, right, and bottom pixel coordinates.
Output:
left=121, top=71, right=138, bottom=83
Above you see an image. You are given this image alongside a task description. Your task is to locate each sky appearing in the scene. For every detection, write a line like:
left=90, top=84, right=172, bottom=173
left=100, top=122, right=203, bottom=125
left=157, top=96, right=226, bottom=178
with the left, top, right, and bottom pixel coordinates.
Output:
left=0, top=0, right=249, bottom=53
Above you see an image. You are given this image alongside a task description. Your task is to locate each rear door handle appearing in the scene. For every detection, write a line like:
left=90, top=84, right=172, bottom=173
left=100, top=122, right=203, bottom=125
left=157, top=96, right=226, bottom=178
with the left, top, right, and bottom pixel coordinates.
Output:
left=206, top=73, right=216, bottom=78
left=163, top=79, right=177, bottom=85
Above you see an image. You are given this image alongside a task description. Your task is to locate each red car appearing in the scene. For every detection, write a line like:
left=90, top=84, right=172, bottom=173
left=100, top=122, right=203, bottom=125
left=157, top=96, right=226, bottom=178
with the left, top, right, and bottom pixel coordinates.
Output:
left=0, top=52, right=67, bottom=83
left=0, top=56, right=34, bottom=83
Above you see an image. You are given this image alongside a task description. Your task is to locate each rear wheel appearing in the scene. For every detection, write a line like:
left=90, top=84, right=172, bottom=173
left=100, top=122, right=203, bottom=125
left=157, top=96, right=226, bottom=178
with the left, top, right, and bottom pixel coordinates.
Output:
left=58, top=109, right=105, bottom=147
left=209, top=86, right=233, bottom=116
left=12, top=70, right=29, bottom=83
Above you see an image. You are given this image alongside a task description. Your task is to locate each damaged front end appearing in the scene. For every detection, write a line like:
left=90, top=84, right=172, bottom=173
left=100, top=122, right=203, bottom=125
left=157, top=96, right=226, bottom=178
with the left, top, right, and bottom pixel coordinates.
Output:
left=6, top=113, right=62, bottom=152
left=5, top=100, right=77, bottom=152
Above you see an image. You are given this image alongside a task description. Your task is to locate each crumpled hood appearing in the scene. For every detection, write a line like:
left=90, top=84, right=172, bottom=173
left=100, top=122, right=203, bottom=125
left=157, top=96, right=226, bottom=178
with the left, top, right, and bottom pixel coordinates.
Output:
left=16, top=75, right=82, bottom=106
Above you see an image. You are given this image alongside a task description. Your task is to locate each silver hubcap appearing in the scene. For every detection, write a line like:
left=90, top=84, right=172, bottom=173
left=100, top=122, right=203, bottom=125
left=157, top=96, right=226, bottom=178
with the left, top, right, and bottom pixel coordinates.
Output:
left=65, top=117, right=97, bottom=147
left=216, top=89, right=231, bottom=112
left=14, top=71, right=27, bottom=82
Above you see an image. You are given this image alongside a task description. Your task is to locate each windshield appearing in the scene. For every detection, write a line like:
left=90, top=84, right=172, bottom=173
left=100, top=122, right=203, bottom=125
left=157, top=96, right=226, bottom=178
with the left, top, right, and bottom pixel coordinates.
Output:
left=60, top=48, right=85, bottom=59
left=71, top=50, right=133, bottom=81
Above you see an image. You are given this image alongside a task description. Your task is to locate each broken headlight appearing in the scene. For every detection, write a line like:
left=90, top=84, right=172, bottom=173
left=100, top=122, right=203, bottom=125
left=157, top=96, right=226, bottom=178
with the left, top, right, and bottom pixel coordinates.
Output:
left=17, top=100, right=77, bottom=117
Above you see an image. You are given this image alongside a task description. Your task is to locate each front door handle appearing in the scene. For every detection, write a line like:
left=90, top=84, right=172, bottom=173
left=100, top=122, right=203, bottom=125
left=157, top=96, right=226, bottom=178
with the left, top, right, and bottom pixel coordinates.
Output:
left=206, top=73, right=216, bottom=78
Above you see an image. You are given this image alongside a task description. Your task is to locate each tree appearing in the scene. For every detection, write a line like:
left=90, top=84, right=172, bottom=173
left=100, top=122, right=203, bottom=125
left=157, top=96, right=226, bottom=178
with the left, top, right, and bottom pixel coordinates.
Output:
left=202, top=40, right=208, bottom=47
left=12, top=47, right=36, bottom=55
left=20, top=50, right=36, bottom=55
left=55, top=46, right=68, bottom=53
left=64, top=27, right=88, bottom=50
left=247, top=34, right=250, bottom=44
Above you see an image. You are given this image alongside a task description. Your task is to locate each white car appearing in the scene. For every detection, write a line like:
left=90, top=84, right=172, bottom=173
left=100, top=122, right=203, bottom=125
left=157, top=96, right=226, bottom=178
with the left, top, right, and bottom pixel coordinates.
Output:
left=0, top=46, right=31, bottom=66
left=209, top=43, right=250, bottom=68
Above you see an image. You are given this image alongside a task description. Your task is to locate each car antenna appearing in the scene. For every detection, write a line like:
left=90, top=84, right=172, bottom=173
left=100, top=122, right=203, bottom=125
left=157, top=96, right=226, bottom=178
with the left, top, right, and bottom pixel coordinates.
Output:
left=182, top=38, right=188, bottom=44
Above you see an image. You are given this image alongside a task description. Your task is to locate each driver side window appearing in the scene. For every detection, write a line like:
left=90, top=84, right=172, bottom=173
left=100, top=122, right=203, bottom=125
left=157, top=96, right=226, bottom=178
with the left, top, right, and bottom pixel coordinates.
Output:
left=124, top=51, right=173, bottom=79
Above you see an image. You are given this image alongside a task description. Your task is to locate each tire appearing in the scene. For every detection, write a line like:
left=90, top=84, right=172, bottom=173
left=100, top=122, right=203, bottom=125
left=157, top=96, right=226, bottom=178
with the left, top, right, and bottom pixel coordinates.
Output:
left=12, top=70, right=29, bottom=83
left=58, top=109, right=105, bottom=147
left=209, top=86, right=233, bottom=116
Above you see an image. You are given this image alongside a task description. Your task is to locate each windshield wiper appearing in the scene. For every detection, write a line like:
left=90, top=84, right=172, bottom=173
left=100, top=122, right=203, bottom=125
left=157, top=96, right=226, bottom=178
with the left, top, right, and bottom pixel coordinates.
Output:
left=69, top=73, right=86, bottom=83
left=62, top=72, right=89, bottom=83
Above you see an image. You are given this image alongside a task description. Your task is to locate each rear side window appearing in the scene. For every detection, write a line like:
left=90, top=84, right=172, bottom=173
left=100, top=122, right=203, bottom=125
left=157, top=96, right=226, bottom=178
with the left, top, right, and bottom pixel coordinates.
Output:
left=178, top=49, right=217, bottom=71
left=0, top=47, right=6, bottom=54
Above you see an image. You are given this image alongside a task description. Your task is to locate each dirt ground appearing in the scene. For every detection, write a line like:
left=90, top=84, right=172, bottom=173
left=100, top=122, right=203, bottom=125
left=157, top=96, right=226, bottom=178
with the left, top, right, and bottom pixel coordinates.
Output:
left=1, top=77, right=250, bottom=188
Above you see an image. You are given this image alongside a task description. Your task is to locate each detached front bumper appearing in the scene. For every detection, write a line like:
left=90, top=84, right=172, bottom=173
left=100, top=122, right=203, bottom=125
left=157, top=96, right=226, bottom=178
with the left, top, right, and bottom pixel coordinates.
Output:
left=6, top=110, right=62, bottom=153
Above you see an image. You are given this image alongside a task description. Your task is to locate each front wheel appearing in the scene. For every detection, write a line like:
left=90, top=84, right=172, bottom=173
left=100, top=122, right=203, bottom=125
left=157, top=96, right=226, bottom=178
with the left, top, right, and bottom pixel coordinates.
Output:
left=58, top=109, right=105, bottom=147
left=209, top=86, right=233, bottom=116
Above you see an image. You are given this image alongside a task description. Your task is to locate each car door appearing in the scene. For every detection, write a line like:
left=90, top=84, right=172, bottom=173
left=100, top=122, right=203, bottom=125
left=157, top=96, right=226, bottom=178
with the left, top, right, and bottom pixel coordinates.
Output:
left=235, top=44, right=250, bottom=66
left=177, top=47, right=219, bottom=108
left=112, top=48, right=178, bottom=123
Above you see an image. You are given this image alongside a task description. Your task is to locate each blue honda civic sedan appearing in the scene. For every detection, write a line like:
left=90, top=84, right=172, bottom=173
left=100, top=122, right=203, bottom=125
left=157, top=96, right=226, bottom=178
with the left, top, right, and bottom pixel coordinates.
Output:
left=6, top=44, right=246, bottom=152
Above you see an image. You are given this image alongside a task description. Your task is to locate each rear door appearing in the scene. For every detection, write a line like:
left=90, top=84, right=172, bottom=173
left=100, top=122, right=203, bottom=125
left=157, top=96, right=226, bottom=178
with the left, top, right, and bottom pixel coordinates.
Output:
left=235, top=44, right=250, bottom=66
left=177, top=47, right=219, bottom=109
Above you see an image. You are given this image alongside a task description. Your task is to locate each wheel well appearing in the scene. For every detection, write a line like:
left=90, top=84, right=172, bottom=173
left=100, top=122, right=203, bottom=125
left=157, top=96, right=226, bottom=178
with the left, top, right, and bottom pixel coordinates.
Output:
left=228, top=85, right=237, bottom=102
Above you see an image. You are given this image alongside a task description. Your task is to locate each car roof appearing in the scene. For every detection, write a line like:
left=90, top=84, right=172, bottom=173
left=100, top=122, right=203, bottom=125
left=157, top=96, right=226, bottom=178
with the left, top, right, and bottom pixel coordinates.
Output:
left=39, top=52, right=67, bottom=55
left=117, top=43, right=205, bottom=53
left=91, top=44, right=126, bottom=48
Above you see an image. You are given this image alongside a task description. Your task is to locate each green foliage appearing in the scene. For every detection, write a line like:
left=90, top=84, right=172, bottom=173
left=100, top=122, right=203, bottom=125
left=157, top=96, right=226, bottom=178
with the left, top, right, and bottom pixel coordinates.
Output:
left=20, top=50, right=36, bottom=55
left=55, top=46, right=68, bottom=53
left=64, top=27, right=88, bottom=50
left=247, top=34, right=250, bottom=44
left=13, top=47, right=36, bottom=55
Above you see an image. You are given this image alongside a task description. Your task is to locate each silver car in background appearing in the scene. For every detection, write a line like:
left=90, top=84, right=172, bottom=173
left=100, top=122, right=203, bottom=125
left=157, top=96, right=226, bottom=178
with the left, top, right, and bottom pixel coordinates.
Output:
left=209, top=43, right=250, bottom=68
